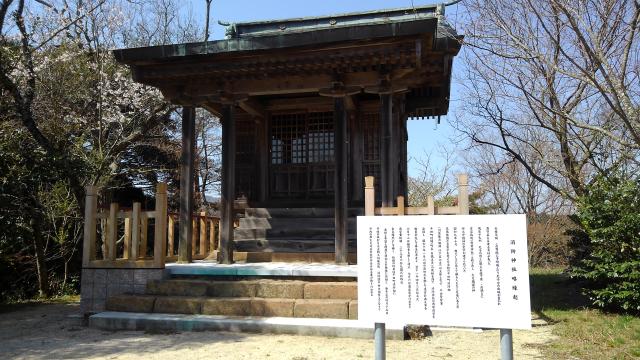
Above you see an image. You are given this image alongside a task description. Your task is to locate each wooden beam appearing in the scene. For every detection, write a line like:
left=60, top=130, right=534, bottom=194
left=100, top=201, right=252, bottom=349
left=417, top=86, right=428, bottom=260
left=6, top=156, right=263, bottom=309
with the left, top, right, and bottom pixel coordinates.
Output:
left=178, top=106, right=196, bottom=263
left=334, top=97, right=348, bottom=264
left=219, top=104, right=236, bottom=264
left=238, top=98, right=265, bottom=118
left=202, top=102, right=222, bottom=118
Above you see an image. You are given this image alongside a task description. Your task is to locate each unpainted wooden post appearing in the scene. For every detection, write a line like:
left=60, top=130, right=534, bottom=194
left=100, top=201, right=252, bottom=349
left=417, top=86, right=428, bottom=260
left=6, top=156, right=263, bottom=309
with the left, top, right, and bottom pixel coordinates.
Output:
left=192, top=217, right=198, bottom=257
left=458, top=173, right=469, bottom=215
left=397, top=196, right=405, bottom=216
left=82, top=186, right=98, bottom=267
left=123, top=212, right=132, bottom=259
left=365, top=176, right=375, bottom=216
left=209, top=219, right=216, bottom=252
left=427, top=196, right=435, bottom=215
left=140, top=216, right=148, bottom=258
left=167, top=214, right=175, bottom=257
left=131, top=202, right=141, bottom=260
left=200, top=212, right=207, bottom=256
left=106, top=203, right=119, bottom=261
left=154, top=183, right=168, bottom=268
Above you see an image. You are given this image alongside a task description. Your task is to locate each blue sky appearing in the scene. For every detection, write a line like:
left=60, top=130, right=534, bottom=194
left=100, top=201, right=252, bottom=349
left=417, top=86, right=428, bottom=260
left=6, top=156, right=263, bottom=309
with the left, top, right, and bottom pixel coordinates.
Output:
left=183, top=0, right=465, bottom=176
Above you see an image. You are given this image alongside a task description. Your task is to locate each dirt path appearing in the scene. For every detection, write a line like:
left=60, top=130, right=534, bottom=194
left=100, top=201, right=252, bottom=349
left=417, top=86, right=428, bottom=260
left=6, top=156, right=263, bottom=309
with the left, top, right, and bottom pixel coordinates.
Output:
left=0, top=302, right=554, bottom=359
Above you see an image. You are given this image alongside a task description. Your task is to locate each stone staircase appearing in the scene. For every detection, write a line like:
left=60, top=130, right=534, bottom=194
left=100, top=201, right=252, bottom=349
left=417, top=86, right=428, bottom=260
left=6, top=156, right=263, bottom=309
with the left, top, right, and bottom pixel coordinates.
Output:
left=105, top=277, right=358, bottom=320
left=233, top=208, right=361, bottom=254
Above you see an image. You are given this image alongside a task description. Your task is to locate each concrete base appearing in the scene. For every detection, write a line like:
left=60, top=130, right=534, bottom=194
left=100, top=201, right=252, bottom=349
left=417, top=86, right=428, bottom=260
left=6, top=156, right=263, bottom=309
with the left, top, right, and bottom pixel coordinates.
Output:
left=89, top=311, right=405, bottom=339
left=166, top=261, right=357, bottom=277
left=80, top=268, right=165, bottom=315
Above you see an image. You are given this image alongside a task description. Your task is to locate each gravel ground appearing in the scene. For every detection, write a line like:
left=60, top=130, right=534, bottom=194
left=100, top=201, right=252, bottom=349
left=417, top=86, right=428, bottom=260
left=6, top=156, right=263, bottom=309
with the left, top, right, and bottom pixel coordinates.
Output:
left=0, top=302, right=555, bottom=360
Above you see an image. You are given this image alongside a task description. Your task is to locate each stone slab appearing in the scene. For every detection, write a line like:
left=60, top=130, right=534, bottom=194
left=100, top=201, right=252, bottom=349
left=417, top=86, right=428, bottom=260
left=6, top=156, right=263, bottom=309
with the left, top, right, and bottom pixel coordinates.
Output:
left=256, top=298, right=295, bottom=317
left=294, top=299, right=349, bottom=319
left=106, top=295, right=156, bottom=313
left=255, top=280, right=304, bottom=299
left=147, top=280, right=209, bottom=297
left=349, top=300, right=358, bottom=320
left=207, top=281, right=257, bottom=297
left=304, top=282, right=357, bottom=300
left=89, top=312, right=405, bottom=339
left=202, top=298, right=256, bottom=316
left=154, top=297, right=203, bottom=314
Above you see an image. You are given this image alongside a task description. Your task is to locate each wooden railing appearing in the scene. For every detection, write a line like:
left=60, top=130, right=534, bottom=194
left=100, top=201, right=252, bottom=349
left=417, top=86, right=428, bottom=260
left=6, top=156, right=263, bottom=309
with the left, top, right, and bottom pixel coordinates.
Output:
left=365, top=174, right=469, bottom=216
left=82, top=183, right=168, bottom=269
left=165, top=212, right=220, bottom=262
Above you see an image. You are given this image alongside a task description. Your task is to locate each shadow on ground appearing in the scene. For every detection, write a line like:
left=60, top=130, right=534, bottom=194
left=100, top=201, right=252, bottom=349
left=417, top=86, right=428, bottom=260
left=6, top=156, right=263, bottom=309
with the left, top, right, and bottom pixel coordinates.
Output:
left=0, top=302, right=248, bottom=360
left=529, top=270, right=589, bottom=324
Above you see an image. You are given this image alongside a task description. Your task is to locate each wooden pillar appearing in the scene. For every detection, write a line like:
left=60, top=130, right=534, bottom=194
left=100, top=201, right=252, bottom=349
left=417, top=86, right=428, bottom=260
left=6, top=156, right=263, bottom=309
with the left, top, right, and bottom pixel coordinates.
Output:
left=380, top=93, right=394, bottom=207
left=219, top=104, right=236, bottom=264
left=178, top=106, right=196, bottom=263
left=154, top=183, right=168, bottom=268
left=82, top=186, right=98, bottom=267
left=334, top=97, right=348, bottom=264
left=257, top=118, right=268, bottom=203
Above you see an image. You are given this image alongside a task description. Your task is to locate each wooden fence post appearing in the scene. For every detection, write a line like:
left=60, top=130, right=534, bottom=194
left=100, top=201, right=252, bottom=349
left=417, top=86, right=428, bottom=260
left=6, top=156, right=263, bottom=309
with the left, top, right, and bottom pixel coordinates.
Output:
left=427, top=196, right=435, bottom=215
left=82, top=186, right=98, bottom=267
left=458, top=174, right=469, bottom=215
left=397, top=196, right=405, bottom=216
left=154, top=183, right=168, bottom=268
left=106, top=203, right=118, bottom=261
left=167, top=215, right=175, bottom=257
left=192, top=217, right=198, bottom=257
left=131, top=202, right=141, bottom=260
left=124, top=213, right=132, bottom=259
left=200, top=212, right=207, bottom=256
left=209, top=219, right=217, bottom=252
left=365, top=176, right=375, bottom=216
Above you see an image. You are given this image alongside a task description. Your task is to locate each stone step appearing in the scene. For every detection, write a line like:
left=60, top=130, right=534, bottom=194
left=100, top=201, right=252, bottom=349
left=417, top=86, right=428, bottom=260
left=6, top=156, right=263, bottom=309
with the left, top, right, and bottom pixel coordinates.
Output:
left=234, top=239, right=357, bottom=253
left=146, top=279, right=358, bottom=300
left=237, top=217, right=357, bottom=230
left=234, top=228, right=356, bottom=240
left=245, top=208, right=364, bottom=219
left=89, top=312, right=405, bottom=339
left=106, top=294, right=358, bottom=320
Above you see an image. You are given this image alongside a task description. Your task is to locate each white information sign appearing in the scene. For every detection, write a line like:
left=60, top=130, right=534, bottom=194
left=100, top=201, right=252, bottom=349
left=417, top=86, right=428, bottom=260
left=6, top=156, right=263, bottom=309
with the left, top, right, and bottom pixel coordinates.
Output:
left=357, top=214, right=531, bottom=330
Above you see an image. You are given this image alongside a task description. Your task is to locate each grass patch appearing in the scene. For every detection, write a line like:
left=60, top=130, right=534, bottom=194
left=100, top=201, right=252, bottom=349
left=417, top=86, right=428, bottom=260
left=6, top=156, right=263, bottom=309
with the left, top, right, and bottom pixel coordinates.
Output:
left=0, top=294, right=80, bottom=314
left=531, top=268, right=640, bottom=359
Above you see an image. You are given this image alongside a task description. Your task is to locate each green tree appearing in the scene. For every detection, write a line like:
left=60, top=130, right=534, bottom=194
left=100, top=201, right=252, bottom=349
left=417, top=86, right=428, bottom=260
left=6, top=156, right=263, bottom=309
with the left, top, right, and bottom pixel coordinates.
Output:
left=572, top=174, right=640, bottom=313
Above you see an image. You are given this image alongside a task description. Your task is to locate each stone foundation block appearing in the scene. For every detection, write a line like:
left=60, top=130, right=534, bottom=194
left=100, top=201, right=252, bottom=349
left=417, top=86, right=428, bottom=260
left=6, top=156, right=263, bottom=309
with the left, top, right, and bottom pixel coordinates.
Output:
left=202, top=298, right=256, bottom=316
left=154, top=297, right=203, bottom=314
left=147, top=280, right=208, bottom=297
left=349, top=300, right=358, bottom=320
left=293, top=299, right=349, bottom=319
left=255, top=280, right=304, bottom=299
left=304, top=282, right=357, bottom=300
left=255, top=298, right=295, bottom=317
left=106, top=295, right=156, bottom=313
left=207, top=281, right=257, bottom=297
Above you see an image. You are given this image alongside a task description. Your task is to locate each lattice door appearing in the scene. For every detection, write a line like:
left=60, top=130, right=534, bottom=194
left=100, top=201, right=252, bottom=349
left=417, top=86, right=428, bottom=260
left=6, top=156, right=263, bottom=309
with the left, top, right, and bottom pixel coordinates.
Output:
left=270, top=111, right=335, bottom=199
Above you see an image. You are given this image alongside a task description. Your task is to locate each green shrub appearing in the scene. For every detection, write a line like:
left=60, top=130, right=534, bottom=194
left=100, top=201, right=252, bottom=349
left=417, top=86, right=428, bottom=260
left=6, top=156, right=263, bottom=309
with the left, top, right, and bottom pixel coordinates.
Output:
left=571, top=175, right=640, bottom=313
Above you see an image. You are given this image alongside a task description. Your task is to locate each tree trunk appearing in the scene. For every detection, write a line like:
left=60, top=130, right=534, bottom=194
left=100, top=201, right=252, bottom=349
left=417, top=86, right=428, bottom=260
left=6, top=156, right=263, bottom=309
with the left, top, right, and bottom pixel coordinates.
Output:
left=30, top=214, right=49, bottom=298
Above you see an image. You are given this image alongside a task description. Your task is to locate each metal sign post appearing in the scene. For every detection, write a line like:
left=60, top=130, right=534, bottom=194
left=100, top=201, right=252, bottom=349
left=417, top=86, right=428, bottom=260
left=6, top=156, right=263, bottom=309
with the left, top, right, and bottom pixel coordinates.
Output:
left=375, top=322, right=386, bottom=360
left=500, top=329, right=513, bottom=360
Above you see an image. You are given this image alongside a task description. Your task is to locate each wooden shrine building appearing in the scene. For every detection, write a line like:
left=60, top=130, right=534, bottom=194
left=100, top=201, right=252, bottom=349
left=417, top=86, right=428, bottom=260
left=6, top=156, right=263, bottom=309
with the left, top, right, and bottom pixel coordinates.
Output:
left=113, top=4, right=462, bottom=264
